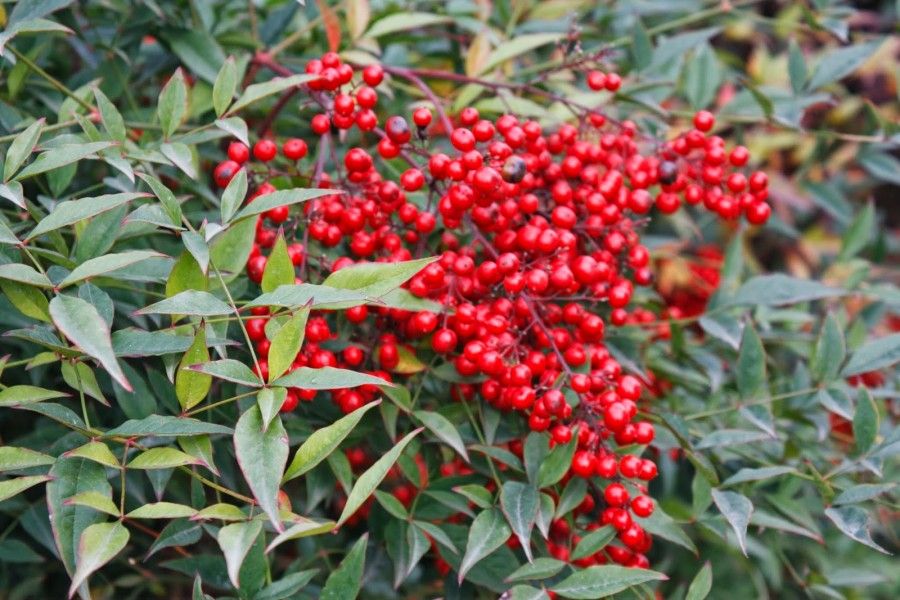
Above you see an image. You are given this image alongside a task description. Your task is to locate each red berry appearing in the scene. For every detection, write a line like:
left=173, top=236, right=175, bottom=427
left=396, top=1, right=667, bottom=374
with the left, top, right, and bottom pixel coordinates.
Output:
left=253, top=139, right=277, bottom=162
left=693, top=110, right=715, bottom=132
left=283, top=138, right=308, bottom=160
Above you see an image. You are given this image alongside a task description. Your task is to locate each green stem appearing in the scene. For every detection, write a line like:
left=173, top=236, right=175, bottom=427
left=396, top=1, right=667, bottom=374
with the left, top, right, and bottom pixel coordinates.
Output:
left=7, top=46, right=94, bottom=112
left=684, top=387, right=819, bottom=421
left=185, top=390, right=258, bottom=417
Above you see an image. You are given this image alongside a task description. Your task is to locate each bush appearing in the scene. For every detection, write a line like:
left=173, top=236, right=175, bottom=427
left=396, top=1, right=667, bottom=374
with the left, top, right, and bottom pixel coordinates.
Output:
left=0, top=1, right=897, bottom=599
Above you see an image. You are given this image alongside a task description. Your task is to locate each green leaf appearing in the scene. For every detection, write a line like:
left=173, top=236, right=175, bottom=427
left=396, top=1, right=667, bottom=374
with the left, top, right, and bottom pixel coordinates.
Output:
left=365, top=12, right=451, bottom=39
left=14, top=141, right=117, bottom=181
left=0, top=279, right=51, bottom=321
left=571, top=526, right=616, bottom=561
left=220, top=166, right=247, bottom=223
left=636, top=506, right=697, bottom=553
left=27, top=192, right=147, bottom=240
left=0, top=446, right=55, bottom=471
left=214, top=116, right=249, bottom=146
left=137, top=173, right=182, bottom=228
left=232, top=188, right=333, bottom=223
left=506, top=557, right=567, bottom=583
left=711, top=489, right=753, bottom=556
left=787, top=40, right=807, bottom=94
left=213, top=56, right=239, bottom=117
left=271, top=366, right=391, bottom=390
left=284, top=400, right=380, bottom=482
left=833, top=483, right=896, bottom=506
left=105, top=415, right=232, bottom=437
left=0, top=219, right=19, bottom=245
left=806, top=40, right=882, bottom=90
left=59, top=250, right=164, bottom=288
left=683, top=44, right=721, bottom=109
left=631, top=21, right=652, bottom=71
left=842, top=333, right=900, bottom=376
left=268, top=307, right=310, bottom=382
left=64, top=491, right=119, bottom=516
left=500, top=481, right=539, bottom=561
left=162, top=29, right=225, bottom=84
left=0, top=474, right=51, bottom=502
left=217, top=520, right=263, bottom=589
left=458, top=508, right=512, bottom=584
left=839, top=202, right=876, bottom=260
left=68, top=521, right=129, bottom=598
left=234, top=406, right=289, bottom=531
left=853, top=388, right=878, bottom=455
left=158, top=68, right=188, bottom=139
left=811, top=313, right=846, bottom=382
left=262, top=232, right=295, bottom=294
left=64, top=442, right=120, bottom=468
left=127, top=447, right=200, bottom=469
left=722, top=466, right=797, bottom=486
left=246, top=283, right=370, bottom=310
left=254, top=570, right=318, bottom=600
left=824, top=506, right=890, bottom=554
left=375, top=489, right=410, bottom=518
left=335, top=428, right=422, bottom=528
left=92, top=87, right=126, bottom=142
left=858, top=150, right=900, bottom=186
left=414, top=410, right=469, bottom=462
left=176, top=329, right=212, bottom=411
left=178, top=435, right=220, bottom=475
left=126, top=502, right=197, bottom=519
left=112, top=329, right=192, bottom=357
left=193, top=503, right=247, bottom=522
left=480, top=33, right=561, bottom=74
left=552, top=565, right=666, bottom=599
left=256, top=387, right=286, bottom=434
left=264, top=519, right=335, bottom=553
left=537, top=436, right=576, bottom=488
left=4, top=117, right=44, bottom=181
left=0, top=262, right=53, bottom=287
left=736, top=324, right=767, bottom=401
left=189, top=359, right=261, bottom=387
left=685, top=562, right=712, bottom=600
left=227, top=74, right=318, bottom=115
left=47, top=459, right=111, bottom=581
left=320, top=533, right=367, bottom=600
left=322, top=257, right=438, bottom=297
left=138, top=290, right=232, bottom=316
left=0, top=181, right=25, bottom=208
left=729, top=274, right=844, bottom=306
left=49, top=294, right=130, bottom=391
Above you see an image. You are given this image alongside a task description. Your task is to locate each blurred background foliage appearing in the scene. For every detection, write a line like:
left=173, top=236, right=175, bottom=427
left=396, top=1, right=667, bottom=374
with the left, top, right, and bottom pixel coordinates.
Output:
left=0, top=0, right=897, bottom=598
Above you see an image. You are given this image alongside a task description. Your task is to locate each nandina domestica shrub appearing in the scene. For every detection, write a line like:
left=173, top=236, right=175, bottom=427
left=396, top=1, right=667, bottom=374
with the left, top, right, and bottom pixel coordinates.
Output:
left=0, top=2, right=897, bottom=599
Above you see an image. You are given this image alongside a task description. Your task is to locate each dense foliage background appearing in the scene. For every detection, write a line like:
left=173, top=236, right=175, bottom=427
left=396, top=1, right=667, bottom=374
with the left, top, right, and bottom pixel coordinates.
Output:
left=0, top=1, right=897, bottom=599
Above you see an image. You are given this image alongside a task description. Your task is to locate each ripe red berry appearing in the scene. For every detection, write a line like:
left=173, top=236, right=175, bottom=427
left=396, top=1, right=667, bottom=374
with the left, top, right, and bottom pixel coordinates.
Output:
left=214, top=160, right=241, bottom=188
left=227, top=142, right=250, bottom=163
left=253, top=139, right=277, bottom=162
left=413, top=107, right=432, bottom=128
left=283, top=138, right=308, bottom=160
left=362, top=64, right=384, bottom=87
left=693, top=110, right=715, bottom=132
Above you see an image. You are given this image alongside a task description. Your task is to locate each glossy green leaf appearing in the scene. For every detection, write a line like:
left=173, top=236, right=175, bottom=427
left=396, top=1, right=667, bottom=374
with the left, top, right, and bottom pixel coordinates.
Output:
left=213, top=56, right=238, bottom=116
left=853, top=388, right=878, bottom=455
left=4, top=117, right=44, bottom=181
left=0, top=279, right=51, bottom=321
left=824, top=506, right=890, bottom=554
left=320, top=533, right=367, bottom=600
left=335, top=428, right=422, bottom=528
left=176, top=329, right=212, bottom=410
left=271, top=366, right=391, bottom=390
left=842, top=333, right=900, bottom=377
left=256, top=387, right=286, bottom=433
left=27, top=192, right=147, bottom=240
left=158, top=68, right=188, bottom=139
left=414, top=410, right=469, bottom=462
left=15, top=141, right=117, bottom=181
left=49, top=294, right=130, bottom=391
left=322, top=257, right=438, bottom=297
left=268, top=307, right=310, bottom=382
left=500, top=481, right=539, bottom=561
left=365, top=12, right=451, bottom=38
left=68, top=521, right=129, bottom=598
left=262, top=232, right=295, bottom=294
left=729, top=275, right=844, bottom=307
left=284, top=400, right=380, bottom=482
left=139, top=290, right=231, bottom=316
left=480, top=33, right=561, bottom=74
left=105, top=415, right=232, bottom=437
left=64, top=442, right=120, bottom=468
left=711, top=489, right=753, bottom=556
left=551, top=565, right=666, bottom=599
left=264, top=519, right=335, bottom=553
left=234, top=406, right=289, bottom=530
left=220, top=165, right=247, bottom=223
left=137, top=173, right=181, bottom=228
left=806, top=40, right=882, bottom=90
left=833, top=483, right=896, bottom=506
left=0, top=446, right=55, bottom=471
left=59, top=250, right=164, bottom=288
left=458, top=508, right=512, bottom=584
left=811, top=314, right=846, bottom=382
left=232, top=188, right=333, bottom=222
left=127, top=447, right=200, bottom=469
left=0, top=474, right=51, bottom=502
left=537, top=436, right=576, bottom=488
left=571, top=526, right=616, bottom=561
left=506, top=557, right=567, bottom=583
left=685, top=562, right=712, bottom=600
left=189, top=359, right=261, bottom=387
left=217, top=520, right=263, bottom=589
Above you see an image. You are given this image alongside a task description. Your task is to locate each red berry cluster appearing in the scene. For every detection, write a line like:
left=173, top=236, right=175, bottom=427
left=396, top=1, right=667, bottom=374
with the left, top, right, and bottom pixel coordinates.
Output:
left=210, top=51, right=771, bottom=572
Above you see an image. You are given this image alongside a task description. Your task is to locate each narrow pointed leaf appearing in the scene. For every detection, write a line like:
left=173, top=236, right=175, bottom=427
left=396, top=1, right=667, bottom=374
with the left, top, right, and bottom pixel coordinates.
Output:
left=257, top=387, right=286, bottom=432
left=64, top=491, right=119, bottom=516
left=685, top=562, right=713, bottom=600
left=213, top=56, right=238, bottom=116
left=15, top=142, right=117, bottom=181
left=271, top=366, right=391, bottom=390
left=59, top=251, right=164, bottom=288
left=227, top=74, right=317, bottom=115
left=4, top=118, right=44, bottom=181
left=232, top=188, right=334, bottom=222
left=268, top=307, right=310, bottom=382
left=262, top=232, right=295, bottom=294
left=176, top=329, right=212, bottom=410
left=218, top=520, right=263, bottom=589
left=127, top=447, right=200, bottom=469
left=414, top=410, right=469, bottom=462
left=189, top=359, right=261, bottom=387
left=500, top=481, right=539, bottom=561
left=68, top=522, right=129, bottom=598
left=458, top=508, right=511, bottom=584
left=320, top=533, right=367, bottom=600
left=824, top=506, right=890, bottom=554
left=234, top=406, right=289, bottom=531
left=711, top=489, right=753, bottom=556
left=138, top=290, right=231, bottom=316
left=27, top=192, right=147, bottom=240
left=551, top=565, right=667, bottom=599
left=49, top=294, right=130, bottom=391
left=284, top=400, right=380, bottom=482
left=0, top=446, right=55, bottom=471
left=0, top=474, right=51, bottom=502
left=322, top=257, right=438, bottom=297
left=335, top=428, right=422, bottom=528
